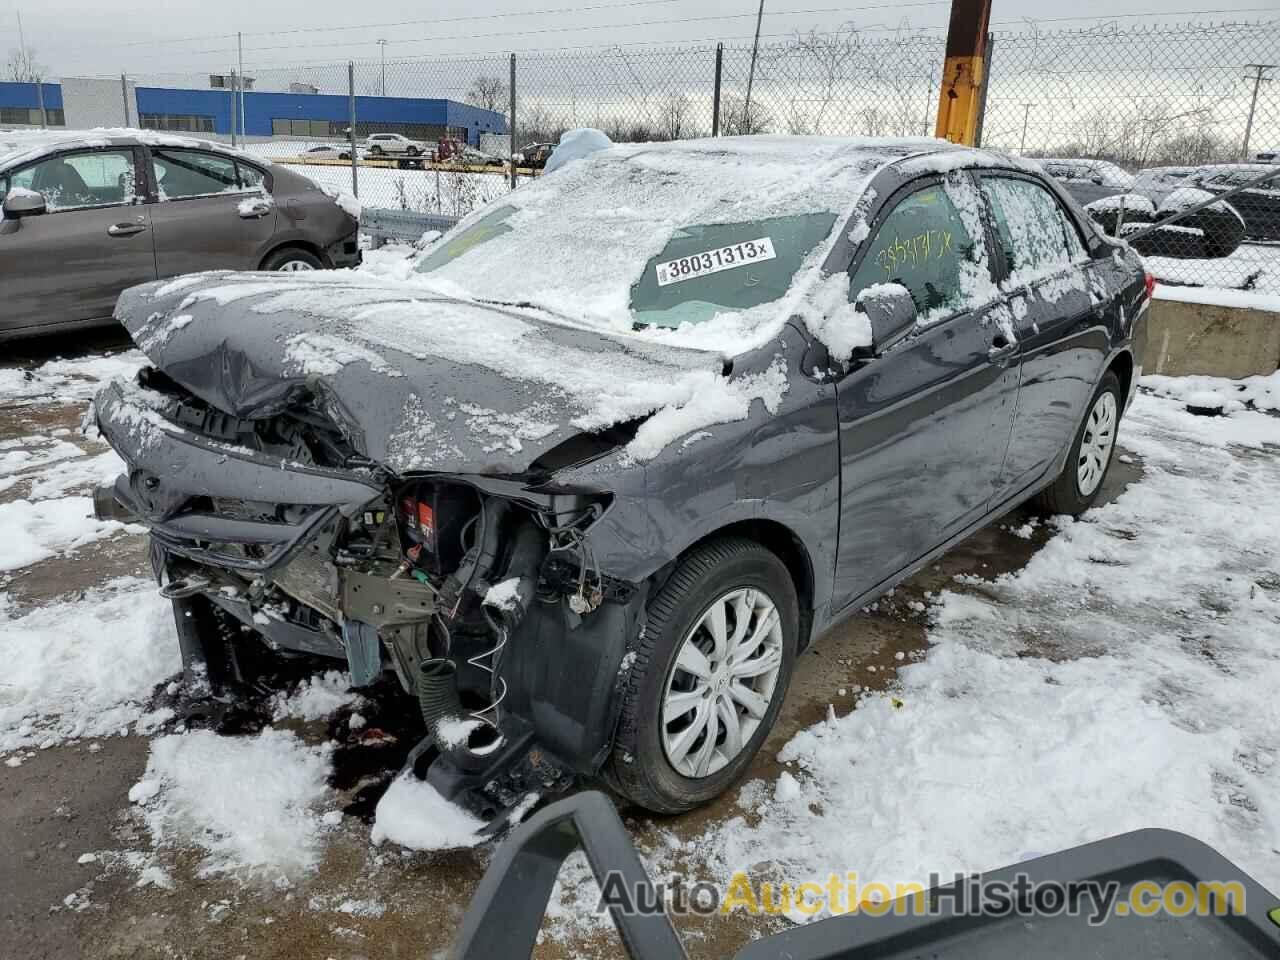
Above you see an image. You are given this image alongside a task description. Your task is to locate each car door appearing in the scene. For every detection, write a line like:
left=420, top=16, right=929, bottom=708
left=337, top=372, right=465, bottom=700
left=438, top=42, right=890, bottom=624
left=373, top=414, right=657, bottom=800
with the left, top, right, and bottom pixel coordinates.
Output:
left=831, top=174, right=1020, bottom=610
left=2, top=146, right=155, bottom=335
left=978, top=172, right=1112, bottom=498
left=145, top=148, right=278, bottom=277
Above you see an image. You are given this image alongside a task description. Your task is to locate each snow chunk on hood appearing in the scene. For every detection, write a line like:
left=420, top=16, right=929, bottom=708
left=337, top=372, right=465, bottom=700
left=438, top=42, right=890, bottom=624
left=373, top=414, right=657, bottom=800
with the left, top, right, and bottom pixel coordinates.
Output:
left=544, top=128, right=612, bottom=174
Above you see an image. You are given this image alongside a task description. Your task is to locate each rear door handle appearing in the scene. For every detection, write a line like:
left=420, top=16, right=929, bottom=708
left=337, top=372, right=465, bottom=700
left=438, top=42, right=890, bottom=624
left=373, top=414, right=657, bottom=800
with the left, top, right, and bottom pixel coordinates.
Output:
left=108, top=222, right=147, bottom=237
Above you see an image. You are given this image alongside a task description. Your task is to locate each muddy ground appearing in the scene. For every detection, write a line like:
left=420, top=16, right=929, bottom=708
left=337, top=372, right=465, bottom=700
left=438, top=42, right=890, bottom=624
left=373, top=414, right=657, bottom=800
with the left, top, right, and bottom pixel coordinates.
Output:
left=0, top=329, right=1142, bottom=960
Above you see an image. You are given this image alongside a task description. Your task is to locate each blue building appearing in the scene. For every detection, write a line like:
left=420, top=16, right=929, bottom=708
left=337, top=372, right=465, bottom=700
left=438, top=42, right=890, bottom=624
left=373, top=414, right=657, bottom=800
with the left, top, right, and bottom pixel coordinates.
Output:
left=0, top=82, right=65, bottom=127
left=0, top=80, right=505, bottom=146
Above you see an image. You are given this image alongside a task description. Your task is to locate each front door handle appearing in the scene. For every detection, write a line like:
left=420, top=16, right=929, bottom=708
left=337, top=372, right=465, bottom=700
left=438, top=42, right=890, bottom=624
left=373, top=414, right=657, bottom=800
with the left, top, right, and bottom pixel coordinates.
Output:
left=988, top=335, right=1018, bottom=363
left=108, top=222, right=147, bottom=237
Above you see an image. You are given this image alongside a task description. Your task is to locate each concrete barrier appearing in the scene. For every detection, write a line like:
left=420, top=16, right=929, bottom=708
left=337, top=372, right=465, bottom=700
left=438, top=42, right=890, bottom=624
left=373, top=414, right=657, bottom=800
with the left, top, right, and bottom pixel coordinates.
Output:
left=1147, top=290, right=1280, bottom=379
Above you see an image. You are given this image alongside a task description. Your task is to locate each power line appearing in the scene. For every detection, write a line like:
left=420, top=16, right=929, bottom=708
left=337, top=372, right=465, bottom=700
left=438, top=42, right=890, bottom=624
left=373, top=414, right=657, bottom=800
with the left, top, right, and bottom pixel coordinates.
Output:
left=149, top=3, right=954, bottom=60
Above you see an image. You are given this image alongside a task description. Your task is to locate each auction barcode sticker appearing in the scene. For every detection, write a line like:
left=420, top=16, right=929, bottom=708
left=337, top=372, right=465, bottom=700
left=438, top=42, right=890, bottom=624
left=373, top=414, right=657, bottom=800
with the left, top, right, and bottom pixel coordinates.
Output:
left=654, top=237, right=777, bottom=287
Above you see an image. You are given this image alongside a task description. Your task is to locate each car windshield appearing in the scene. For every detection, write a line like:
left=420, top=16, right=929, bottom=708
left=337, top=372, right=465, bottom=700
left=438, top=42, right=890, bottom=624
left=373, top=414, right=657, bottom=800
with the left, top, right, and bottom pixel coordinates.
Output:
left=412, top=139, right=896, bottom=348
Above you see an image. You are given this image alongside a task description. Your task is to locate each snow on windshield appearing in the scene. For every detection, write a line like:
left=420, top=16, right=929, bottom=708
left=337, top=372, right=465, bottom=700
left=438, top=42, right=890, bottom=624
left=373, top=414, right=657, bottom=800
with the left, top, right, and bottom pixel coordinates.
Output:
left=412, top=136, right=938, bottom=354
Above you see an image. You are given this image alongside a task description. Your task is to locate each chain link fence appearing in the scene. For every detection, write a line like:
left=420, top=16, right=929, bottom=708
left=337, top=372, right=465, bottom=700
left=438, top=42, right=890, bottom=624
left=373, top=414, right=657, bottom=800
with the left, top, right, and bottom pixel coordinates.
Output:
left=119, top=19, right=1280, bottom=292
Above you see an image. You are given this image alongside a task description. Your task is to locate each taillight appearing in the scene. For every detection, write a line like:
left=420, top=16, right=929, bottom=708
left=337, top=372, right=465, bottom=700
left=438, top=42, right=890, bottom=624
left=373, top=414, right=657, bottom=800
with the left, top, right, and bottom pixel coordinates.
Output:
left=1144, top=272, right=1156, bottom=300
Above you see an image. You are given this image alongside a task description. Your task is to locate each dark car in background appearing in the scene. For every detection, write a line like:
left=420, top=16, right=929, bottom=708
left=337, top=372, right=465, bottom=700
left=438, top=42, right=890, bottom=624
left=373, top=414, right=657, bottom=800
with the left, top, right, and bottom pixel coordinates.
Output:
left=1177, top=163, right=1280, bottom=242
left=94, top=137, right=1147, bottom=824
left=0, top=131, right=360, bottom=341
left=1038, top=157, right=1136, bottom=206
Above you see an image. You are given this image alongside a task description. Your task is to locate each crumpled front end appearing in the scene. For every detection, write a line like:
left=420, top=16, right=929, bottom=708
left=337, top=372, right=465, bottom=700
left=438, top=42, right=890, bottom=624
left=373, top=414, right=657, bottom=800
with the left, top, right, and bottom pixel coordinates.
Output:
left=93, top=363, right=640, bottom=825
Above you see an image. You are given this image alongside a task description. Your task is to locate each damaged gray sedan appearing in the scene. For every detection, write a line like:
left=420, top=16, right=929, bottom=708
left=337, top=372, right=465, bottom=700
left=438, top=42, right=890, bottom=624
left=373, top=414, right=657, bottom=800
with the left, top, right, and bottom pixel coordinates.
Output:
left=94, top=136, right=1148, bottom=820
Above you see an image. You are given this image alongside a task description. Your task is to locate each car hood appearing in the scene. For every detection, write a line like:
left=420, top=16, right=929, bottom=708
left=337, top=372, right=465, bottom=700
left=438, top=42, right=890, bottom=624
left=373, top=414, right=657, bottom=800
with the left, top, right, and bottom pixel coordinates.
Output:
left=114, top=272, right=725, bottom=476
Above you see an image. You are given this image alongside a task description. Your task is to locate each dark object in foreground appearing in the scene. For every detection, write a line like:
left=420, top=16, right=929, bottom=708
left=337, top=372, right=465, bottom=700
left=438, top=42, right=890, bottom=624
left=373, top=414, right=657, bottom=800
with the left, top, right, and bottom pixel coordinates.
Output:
left=450, top=791, right=1280, bottom=960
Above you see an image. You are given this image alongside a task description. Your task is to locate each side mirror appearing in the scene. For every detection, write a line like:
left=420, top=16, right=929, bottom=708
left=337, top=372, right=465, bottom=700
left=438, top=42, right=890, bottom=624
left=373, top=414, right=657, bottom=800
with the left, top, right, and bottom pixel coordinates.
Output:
left=2, top=188, right=47, bottom=220
left=856, top=283, right=917, bottom=356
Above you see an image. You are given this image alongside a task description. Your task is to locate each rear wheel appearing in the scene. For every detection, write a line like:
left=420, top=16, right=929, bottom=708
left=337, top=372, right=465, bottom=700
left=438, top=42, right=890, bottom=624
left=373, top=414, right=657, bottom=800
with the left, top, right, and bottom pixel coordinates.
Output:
left=368, top=145, right=383, bottom=156
left=262, top=247, right=324, bottom=272
left=1032, top=370, right=1122, bottom=516
left=607, top=538, right=798, bottom=814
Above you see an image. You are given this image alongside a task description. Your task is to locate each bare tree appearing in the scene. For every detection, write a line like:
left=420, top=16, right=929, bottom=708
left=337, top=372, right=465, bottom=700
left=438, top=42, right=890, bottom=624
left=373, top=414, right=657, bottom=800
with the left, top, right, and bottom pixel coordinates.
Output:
left=661, top=92, right=694, bottom=141
left=6, top=45, right=44, bottom=83
left=720, top=94, right=771, bottom=135
left=467, top=76, right=509, bottom=115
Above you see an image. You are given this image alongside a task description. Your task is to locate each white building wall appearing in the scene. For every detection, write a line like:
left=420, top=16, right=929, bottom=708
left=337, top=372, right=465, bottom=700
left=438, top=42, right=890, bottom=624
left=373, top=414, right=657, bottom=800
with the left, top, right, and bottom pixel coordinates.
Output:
left=60, top=77, right=137, bottom=129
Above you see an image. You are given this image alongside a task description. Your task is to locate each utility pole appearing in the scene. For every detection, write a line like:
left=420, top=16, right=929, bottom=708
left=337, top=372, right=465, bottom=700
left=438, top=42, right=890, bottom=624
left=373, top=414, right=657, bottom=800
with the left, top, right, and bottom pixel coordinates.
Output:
left=742, top=0, right=765, bottom=134
left=509, top=53, right=517, bottom=189
left=377, top=40, right=388, bottom=96
left=1241, top=64, right=1275, bottom=161
left=237, top=32, right=246, bottom=142
left=935, top=0, right=993, bottom=145
left=230, top=69, right=238, bottom=147
left=1018, top=102, right=1035, bottom=155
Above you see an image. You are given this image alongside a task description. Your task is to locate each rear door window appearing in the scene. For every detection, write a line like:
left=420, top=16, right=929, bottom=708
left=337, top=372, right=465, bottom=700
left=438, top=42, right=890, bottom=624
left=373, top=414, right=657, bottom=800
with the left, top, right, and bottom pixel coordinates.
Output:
left=152, top=149, right=247, bottom=200
left=848, top=180, right=987, bottom=323
left=9, top=149, right=137, bottom=211
left=981, top=175, right=1085, bottom=280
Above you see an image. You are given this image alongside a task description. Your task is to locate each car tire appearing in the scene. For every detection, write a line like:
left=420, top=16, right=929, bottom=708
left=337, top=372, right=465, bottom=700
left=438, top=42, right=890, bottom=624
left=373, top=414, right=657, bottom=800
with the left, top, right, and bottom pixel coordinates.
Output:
left=606, top=537, right=798, bottom=814
left=262, top=247, right=325, bottom=272
left=368, top=145, right=383, bottom=156
left=1032, top=369, right=1123, bottom=516
left=406, top=146, right=420, bottom=157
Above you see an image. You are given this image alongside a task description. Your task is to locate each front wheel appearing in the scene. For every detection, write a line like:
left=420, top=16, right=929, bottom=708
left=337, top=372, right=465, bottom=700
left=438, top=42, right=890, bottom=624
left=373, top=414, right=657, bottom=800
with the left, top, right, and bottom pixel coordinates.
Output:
left=1032, top=369, right=1123, bottom=516
left=607, top=538, right=798, bottom=814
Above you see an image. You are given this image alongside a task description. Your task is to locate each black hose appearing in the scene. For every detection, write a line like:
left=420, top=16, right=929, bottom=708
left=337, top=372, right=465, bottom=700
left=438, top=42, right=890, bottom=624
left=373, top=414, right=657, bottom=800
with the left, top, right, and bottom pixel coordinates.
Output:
left=416, top=657, right=463, bottom=735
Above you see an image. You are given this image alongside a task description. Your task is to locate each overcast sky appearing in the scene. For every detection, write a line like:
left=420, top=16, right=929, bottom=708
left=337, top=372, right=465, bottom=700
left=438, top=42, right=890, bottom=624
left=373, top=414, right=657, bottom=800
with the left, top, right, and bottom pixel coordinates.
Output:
left=4, top=0, right=1274, bottom=79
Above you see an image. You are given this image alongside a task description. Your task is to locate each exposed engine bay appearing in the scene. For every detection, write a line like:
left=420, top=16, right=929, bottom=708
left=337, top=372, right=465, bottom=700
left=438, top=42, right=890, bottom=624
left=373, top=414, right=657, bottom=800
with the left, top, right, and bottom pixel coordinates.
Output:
left=95, top=367, right=645, bottom=825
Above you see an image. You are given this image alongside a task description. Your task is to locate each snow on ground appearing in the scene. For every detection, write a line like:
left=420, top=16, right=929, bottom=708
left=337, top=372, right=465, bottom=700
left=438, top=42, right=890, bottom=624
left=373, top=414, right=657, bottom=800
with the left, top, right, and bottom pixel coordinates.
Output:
left=0, top=350, right=146, bottom=404
left=655, top=391, right=1280, bottom=920
left=132, top=728, right=334, bottom=880
left=271, top=671, right=362, bottom=722
left=0, top=436, right=82, bottom=477
left=0, top=496, right=137, bottom=571
left=24, top=450, right=126, bottom=500
left=0, top=578, right=179, bottom=754
left=1141, top=370, right=1280, bottom=413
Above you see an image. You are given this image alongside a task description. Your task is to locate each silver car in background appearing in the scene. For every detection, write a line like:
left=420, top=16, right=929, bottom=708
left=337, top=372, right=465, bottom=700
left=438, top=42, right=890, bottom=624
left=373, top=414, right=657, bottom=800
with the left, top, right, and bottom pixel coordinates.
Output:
left=1, top=131, right=361, bottom=342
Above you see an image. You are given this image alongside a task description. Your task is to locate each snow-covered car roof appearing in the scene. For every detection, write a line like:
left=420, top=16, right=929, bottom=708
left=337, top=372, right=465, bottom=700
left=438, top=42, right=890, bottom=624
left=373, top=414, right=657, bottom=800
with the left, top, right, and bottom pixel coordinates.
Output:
left=0, top=127, right=248, bottom=173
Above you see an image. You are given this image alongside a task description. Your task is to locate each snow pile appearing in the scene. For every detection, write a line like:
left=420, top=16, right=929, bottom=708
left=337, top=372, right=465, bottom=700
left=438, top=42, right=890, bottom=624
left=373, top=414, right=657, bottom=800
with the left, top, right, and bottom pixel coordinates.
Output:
left=26, top=450, right=126, bottom=500
left=625, top=358, right=789, bottom=463
left=1140, top=371, right=1280, bottom=413
left=134, top=728, right=333, bottom=879
left=235, top=194, right=272, bottom=217
left=795, top=273, right=874, bottom=361
left=370, top=774, right=486, bottom=851
left=318, top=182, right=362, bottom=219
left=271, top=671, right=361, bottom=722
left=1083, top=193, right=1156, bottom=216
left=1152, top=283, right=1280, bottom=314
left=1159, top=186, right=1245, bottom=225
left=482, top=577, right=523, bottom=612
left=0, top=497, right=136, bottom=571
left=0, top=578, right=179, bottom=753
left=674, top=392, right=1280, bottom=920
left=0, top=350, right=146, bottom=404
left=544, top=128, right=612, bottom=175
left=0, top=436, right=83, bottom=478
